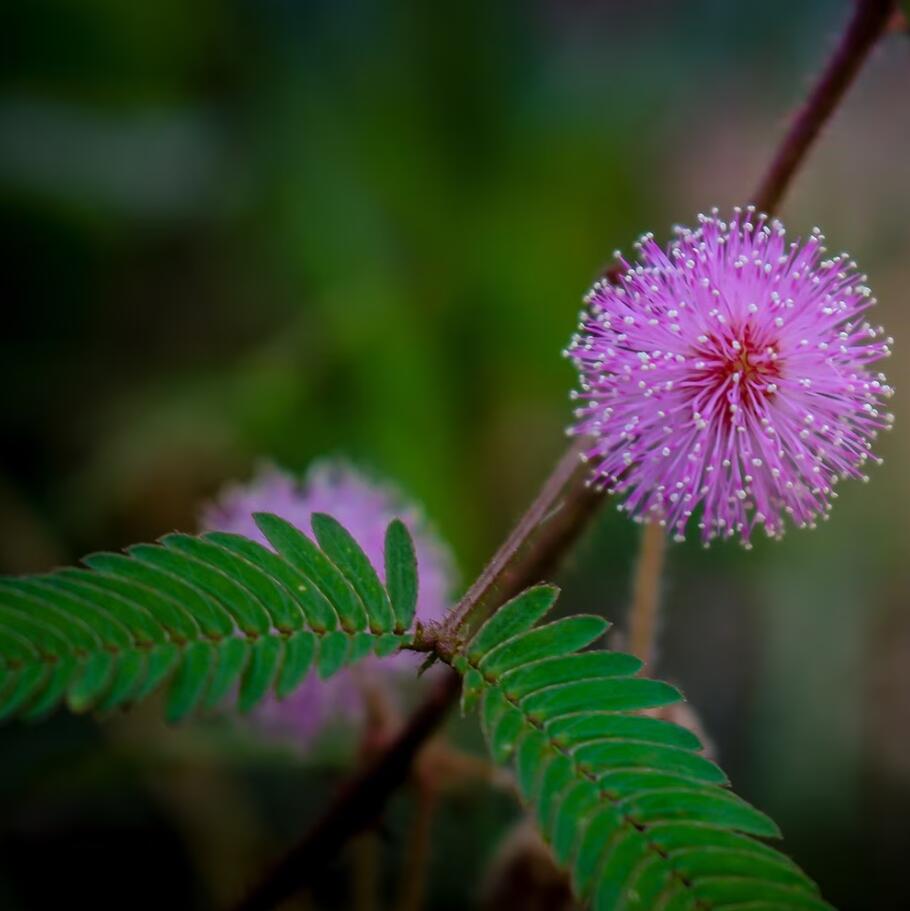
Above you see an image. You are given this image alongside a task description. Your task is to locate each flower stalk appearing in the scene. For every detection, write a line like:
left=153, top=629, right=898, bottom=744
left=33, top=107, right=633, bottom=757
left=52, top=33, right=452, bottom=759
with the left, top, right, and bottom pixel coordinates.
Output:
left=752, top=0, right=896, bottom=215
left=627, top=521, right=667, bottom=666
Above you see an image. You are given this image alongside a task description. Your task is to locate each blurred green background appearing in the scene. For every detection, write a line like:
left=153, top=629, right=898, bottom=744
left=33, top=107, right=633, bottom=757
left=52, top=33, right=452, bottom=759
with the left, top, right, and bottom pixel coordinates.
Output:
left=1, top=1, right=908, bottom=908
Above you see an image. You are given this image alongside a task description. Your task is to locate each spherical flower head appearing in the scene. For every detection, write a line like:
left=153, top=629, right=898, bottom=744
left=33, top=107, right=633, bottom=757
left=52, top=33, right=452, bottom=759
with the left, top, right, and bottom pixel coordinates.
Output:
left=200, top=460, right=455, bottom=746
left=566, top=207, right=894, bottom=547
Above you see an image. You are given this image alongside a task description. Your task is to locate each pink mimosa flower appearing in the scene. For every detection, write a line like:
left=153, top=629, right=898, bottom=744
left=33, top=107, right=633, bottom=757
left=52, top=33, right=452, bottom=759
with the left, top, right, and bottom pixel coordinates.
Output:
left=566, top=208, right=894, bottom=546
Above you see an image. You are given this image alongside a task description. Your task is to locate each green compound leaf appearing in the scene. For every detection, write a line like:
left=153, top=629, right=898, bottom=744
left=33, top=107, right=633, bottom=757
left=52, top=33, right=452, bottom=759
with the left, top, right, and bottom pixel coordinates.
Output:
left=128, top=543, right=272, bottom=637
left=1, top=664, right=48, bottom=721
left=0, top=515, right=417, bottom=723
left=166, top=640, right=215, bottom=722
left=204, top=531, right=333, bottom=633
left=162, top=534, right=301, bottom=634
left=96, top=649, right=147, bottom=712
left=203, top=637, right=250, bottom=710
left=238, top=636, right=283, bottom=713
left=478, top=615, right=609, bottom=677
left=548, top=712, right=702, bottom=752
left=317, top=630, right=350, bottom=678
left=384, top=519, right=418, bottom=633
left=21, top=656, right=77, bottom=721
left=0, top=513, right=834, bottom=909
left=254, top=513, right=367, bottom=633
left=465, top=584, right=559, bottom=662
left=275, top=630, right=317, bottom=698
left=454, top=584, right=832, bottom=911
left=83, top=551, right=232, bottom=640
left=524, top=677, right=681, bottom=721
left=500, top=651, right=642, bottom=700
left=131, top=644, right=180, bottom=703
left=312, top=513, right=396, bottom=634
left=67, top=650, right=116, bottom=713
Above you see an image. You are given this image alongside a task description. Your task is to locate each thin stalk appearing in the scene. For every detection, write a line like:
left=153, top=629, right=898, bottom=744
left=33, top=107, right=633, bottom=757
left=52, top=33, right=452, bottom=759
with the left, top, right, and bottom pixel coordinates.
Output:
left=627, top=521, right=667, bottom=666
left=229, top=5, right=894, bottom=908
left=395, top=783, right=438, bottom=911
left=752, top=0, right=895, bottom=214
left=442, top=438, right=600, bottom=639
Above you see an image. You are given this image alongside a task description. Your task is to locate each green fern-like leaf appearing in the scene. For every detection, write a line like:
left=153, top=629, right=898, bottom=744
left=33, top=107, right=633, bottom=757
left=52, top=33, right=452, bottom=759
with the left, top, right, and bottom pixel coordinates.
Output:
left=0, top=513, right=833, bottom=909
left=452, top=585, right=832, bottom=911
left=0, top=514, right=418, bottom=723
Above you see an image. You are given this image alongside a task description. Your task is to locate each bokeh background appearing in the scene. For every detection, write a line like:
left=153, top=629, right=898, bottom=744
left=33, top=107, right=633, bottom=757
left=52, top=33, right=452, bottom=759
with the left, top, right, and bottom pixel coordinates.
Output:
left=2, top=1, right=908, bottom=908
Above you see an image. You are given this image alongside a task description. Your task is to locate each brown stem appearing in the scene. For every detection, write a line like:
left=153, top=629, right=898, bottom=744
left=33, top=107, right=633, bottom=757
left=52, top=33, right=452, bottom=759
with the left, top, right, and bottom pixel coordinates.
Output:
left=627, top=521, right=667, bottom=667
left=395, top=783, right=438, bottom=911
left=752, top=0, right=895, bottom=214
left=231, top=669, right=461, bottom=911
left=229, top=5, right=894, bottom=908
left=442, top=438, right=601, bottom=638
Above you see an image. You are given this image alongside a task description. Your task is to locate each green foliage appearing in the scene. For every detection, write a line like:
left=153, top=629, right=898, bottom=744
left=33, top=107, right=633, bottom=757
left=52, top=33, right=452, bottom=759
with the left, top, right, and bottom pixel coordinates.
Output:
left=452, top=585, right=832, bottom=911
left=0, top=517, right=830, bottom=908
left=0, top=514, right=416, bottom=723
left=384, top=518, right=419, bottom=633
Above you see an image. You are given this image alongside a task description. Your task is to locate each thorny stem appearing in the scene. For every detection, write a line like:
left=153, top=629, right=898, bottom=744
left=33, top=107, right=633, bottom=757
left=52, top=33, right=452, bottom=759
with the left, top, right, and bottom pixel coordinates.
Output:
left=230, top=4, right=895, bottom=908
left=627, top=521, right=667, bottom=666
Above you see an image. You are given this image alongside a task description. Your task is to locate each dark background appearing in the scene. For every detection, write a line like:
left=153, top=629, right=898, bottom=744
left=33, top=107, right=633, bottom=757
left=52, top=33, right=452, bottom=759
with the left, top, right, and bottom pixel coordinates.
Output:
left=1, top=1, right=908, bottom=908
